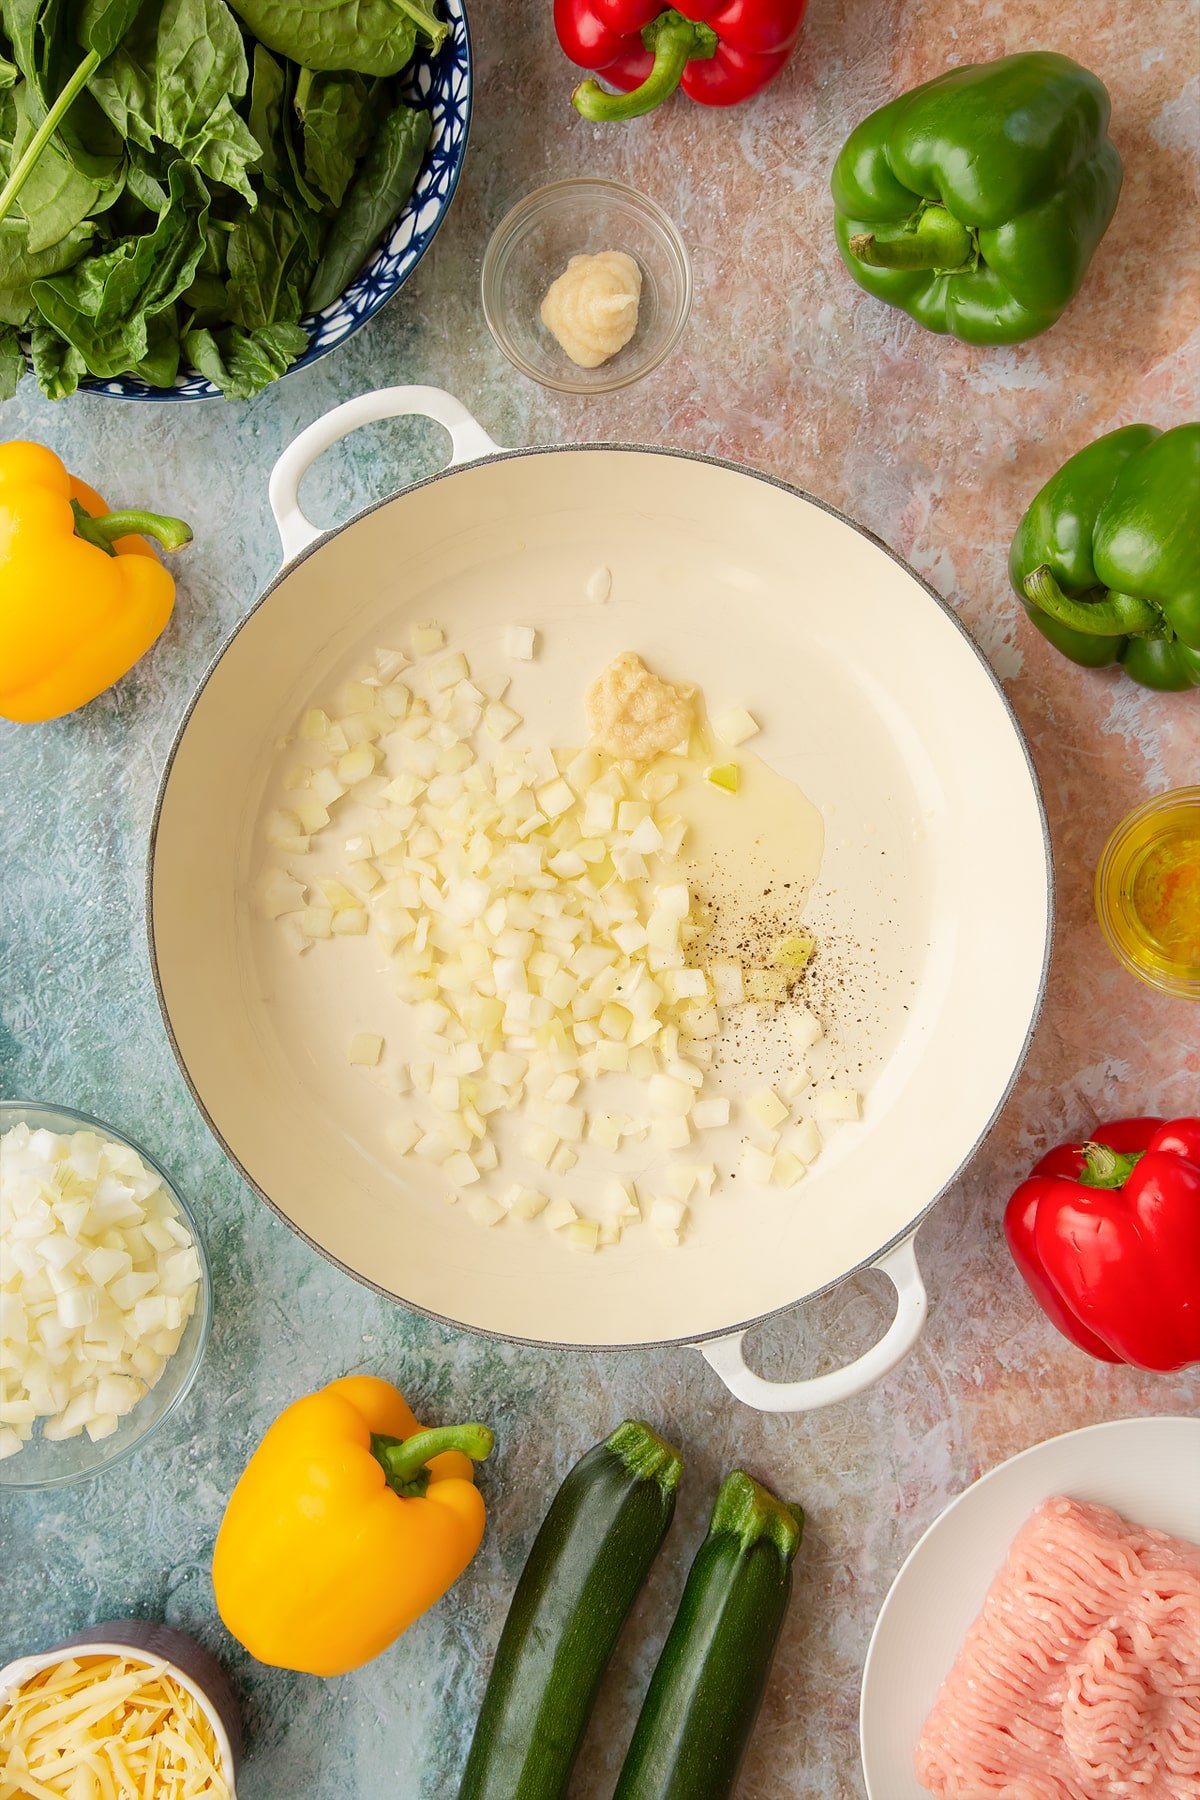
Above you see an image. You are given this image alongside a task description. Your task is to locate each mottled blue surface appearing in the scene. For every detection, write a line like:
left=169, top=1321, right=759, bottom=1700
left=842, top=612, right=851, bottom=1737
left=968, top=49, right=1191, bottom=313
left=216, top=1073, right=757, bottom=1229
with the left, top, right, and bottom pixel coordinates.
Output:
left=3, top=1, right=1198, bottom=1794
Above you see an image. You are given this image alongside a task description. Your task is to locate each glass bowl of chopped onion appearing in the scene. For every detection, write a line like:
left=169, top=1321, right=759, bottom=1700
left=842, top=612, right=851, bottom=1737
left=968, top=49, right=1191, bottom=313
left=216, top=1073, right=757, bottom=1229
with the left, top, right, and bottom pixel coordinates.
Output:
left=0, top=1100, right=212, bottom=1490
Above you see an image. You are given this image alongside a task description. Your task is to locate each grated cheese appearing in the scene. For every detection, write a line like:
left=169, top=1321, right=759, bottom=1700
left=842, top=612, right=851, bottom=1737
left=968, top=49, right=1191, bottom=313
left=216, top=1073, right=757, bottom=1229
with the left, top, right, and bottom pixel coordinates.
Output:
left=0, top=1654, right=231, bottom=1798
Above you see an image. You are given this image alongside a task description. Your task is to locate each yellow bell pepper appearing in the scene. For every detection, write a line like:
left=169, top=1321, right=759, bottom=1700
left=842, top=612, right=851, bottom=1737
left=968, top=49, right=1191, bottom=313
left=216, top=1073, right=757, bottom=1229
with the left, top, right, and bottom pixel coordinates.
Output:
left=212, top=1375, right=494, bottom=1677
left=0, top=440, right=192, bottom=723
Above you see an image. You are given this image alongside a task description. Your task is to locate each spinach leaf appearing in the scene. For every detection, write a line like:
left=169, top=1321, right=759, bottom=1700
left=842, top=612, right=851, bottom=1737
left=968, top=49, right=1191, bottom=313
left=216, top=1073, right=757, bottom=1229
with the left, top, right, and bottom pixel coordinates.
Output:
left=2, top=0, right=56, bottom=106
left=76, top=0, right=147, bottom=61
left=0, top=213, right=92, bottom=322
left=180, top=215, right=230, bottom=324
left=227, top=186, right=315, bottom=327
left=31, top=155, right=207, bottom=374
left=0, top=78, right=17, bottom=159
left=11, top=79, right=104, bottom=250
left=198, top=215, right=231, bottom=274
left=0, top=319, right=22, bottom=395
left=249, top=46, right=321, bottom=215
left=121, top=139, right=166, bottom=210
left=182, top=316, right=306, bottom=397
left=89, top=0, right=262, bottom=200
left=278, top=64, right=324, bottom=213
left=2, top=0, right=125, bottom=180
left=30, top=320, right=84, bottom=395
left=246, top=41, right=284, bottom=181
left=91, top=0, right=243, bottom=142
left=293, top=66, right=375, bottom=210
left=82, top=0, right=156, bottom=139
left=226, top=0, right=444, bottom=77
left=188, top=96, right=262, bottom=199
left=129, top=299, right=178, bottom=381
left=180, top=265, right=224, bottom=321
left=306, top=99, right=428, bottom=310
left=0, top=55, right=18, bottom=87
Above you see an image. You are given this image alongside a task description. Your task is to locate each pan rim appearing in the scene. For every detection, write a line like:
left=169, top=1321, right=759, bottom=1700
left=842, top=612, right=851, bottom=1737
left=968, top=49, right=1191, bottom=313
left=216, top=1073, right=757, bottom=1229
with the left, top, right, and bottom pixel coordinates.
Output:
left=146, top=441, right=1055, bottom=1353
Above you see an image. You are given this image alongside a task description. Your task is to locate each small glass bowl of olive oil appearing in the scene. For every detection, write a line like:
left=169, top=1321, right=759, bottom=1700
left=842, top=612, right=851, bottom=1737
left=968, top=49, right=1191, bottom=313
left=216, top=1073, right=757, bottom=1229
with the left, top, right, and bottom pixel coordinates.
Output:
left=1095, top=787, right=1200, bottom=999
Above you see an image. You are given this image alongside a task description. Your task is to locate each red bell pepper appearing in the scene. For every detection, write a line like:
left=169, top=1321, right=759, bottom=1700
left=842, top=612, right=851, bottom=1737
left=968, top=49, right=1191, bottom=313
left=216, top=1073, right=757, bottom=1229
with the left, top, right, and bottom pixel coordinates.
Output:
left=555, top=0, right=806, bottom=122
left=1004, top=1116, right=1200, bottom=1372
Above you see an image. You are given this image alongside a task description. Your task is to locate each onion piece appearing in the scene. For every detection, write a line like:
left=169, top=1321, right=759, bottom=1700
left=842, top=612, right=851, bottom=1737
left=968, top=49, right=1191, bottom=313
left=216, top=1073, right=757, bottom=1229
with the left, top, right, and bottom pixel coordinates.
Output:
left=0, top=1124, right=200, bottom=1459
left=815, top=1086, right=862, bottom=1122
left=786, top=1007, right=824, bottom=1052
left=508, top=1187, right=549, bottom=1220
left=505, top=625, right=537, bottom=661
left=789, top=1118, right=824, bottom=1164
left=747, top=1088, right=788, bottom=1131
left=713, top=707, right=759, bottom=746
left=739, top=1144, right=775, bottom=1185
left=771, top=1151, right=807, bottom=1189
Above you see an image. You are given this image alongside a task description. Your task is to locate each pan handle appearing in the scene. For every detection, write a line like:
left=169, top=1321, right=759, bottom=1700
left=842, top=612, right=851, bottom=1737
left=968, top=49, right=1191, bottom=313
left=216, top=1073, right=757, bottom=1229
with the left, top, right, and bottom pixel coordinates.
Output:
left=698, top=1234, right=928, bottom=1413
left=268, top=386, right=503, bottom=562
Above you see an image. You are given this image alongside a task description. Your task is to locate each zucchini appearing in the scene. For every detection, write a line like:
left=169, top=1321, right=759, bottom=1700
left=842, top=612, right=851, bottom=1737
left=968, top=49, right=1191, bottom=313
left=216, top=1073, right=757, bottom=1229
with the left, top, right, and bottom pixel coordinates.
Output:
left=613, top=1470, right=803, bottom=1800
left=457, top=1419, right=683, bottom=1800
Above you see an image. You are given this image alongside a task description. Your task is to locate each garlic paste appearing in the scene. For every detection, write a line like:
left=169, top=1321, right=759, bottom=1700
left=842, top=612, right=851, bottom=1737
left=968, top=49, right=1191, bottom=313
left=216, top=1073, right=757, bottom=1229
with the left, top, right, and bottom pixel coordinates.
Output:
left=586, top=651, right=693, bottom=762
left=540, top=250, right=642, bottom=368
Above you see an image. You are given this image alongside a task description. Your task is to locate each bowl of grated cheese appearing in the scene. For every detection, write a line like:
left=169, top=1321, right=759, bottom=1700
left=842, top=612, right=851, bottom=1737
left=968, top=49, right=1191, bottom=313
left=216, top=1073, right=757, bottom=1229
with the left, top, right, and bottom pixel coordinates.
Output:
left=0, top=1620, right=240, bottom=1797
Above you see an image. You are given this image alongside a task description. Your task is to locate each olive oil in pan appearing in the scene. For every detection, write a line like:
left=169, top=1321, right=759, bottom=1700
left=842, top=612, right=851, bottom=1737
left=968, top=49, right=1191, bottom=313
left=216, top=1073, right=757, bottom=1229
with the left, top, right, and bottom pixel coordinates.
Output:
left=658, top=739, right=825, bottom=959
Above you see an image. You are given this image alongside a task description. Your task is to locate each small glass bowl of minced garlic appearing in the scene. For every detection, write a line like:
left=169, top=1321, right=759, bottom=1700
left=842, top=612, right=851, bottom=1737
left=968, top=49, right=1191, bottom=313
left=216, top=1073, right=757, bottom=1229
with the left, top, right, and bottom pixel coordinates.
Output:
left=482, top=178, right=692, bottom=394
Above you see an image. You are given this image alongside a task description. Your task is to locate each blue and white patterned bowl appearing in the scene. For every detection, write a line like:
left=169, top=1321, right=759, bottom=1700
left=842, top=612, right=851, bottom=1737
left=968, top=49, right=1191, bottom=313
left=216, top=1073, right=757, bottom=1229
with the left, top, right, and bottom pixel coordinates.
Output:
left=69, top=0, right=471, bottom=401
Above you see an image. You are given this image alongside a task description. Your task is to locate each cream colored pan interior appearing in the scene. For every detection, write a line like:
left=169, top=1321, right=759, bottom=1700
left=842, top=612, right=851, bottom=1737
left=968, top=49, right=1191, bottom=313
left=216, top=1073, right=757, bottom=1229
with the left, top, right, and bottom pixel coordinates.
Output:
left=150, top=389, right=1050, bottom=1390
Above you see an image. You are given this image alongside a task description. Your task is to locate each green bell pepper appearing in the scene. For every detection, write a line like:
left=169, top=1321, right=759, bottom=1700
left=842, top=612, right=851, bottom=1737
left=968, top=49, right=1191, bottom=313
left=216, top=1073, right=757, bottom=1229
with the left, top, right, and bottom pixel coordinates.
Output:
left=831, top=53, right=1122, bottom=345
left=1009, top=424, right=1200, bottom=692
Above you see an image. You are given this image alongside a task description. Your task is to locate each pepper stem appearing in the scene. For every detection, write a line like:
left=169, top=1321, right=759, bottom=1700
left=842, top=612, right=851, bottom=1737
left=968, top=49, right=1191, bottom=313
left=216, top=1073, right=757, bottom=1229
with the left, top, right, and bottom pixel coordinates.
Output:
left=1078, top=1142, right=1144, bottom=1190
left=848, top=204, right=974, bottom=273
left=1023, top=566, right=1166, bottom=639
left=71, top=500, right=193, bottom=557
left=0, top=50, right=101, bottom=226
left=371, top=1424, right=495, bottom=1497
left=572, top=10, right=717, bottom=122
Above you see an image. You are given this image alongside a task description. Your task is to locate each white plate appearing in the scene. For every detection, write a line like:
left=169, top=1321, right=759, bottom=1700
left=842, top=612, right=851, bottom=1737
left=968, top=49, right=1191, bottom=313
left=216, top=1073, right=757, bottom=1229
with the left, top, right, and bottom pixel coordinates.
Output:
left=859, top=1415, right=1200, bottom=1798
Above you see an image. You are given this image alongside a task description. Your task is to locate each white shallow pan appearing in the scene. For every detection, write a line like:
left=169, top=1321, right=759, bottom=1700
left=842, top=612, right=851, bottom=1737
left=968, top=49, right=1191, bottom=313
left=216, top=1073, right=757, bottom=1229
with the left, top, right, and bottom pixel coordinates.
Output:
left=149, top=388, right=1052, bottom=1412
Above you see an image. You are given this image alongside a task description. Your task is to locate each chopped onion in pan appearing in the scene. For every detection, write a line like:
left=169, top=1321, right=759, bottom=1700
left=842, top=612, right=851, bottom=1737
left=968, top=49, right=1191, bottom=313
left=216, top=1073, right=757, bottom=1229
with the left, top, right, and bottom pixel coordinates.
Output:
left=713, top=707, right=760, bottom=746
left=505, top=624, right=537, bottom=661
left=266, top=629, right=863, bottom=1249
